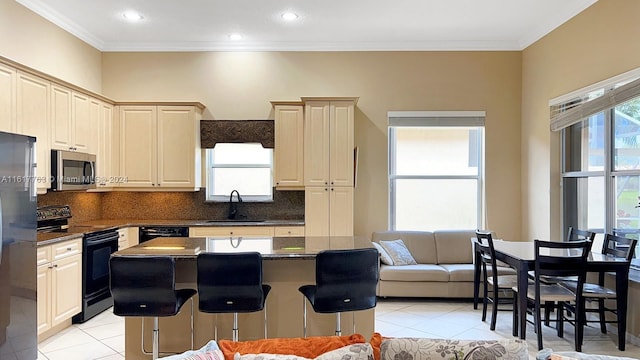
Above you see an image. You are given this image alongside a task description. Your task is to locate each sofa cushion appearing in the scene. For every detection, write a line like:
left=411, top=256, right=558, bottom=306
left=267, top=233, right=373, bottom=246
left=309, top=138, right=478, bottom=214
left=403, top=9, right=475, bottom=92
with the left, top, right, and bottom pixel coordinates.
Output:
left=371, top=242, right=394, bottom=265
left=233, top=343, right=373, bottom=360
left=380, top=338, right=528, bottom=360
left=379, top=264, right=449, bottom=282
left=218, top=334, right=366, bottom=360
left=439, top=264, right=475, bottom=282
left=433, top=230, right=475, bottom=264
left=379, top=239, right=417, bottom=265
left=372, top=231, right=437, bottom=264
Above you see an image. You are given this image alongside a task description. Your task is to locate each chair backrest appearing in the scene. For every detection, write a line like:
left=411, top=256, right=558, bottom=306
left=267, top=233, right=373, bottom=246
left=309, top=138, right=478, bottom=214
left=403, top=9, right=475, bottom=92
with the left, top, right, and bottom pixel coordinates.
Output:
left=602, top=233, right=638, bottom=261
left=474, top=230, right=499, bottom=282
left=313, top=248, right=379, bottom=313
left=533, top=240, right=590, bottom=299
left=197, top=251, right=267, bottom=313
left=566, top=227, right=596, bottom=252
left=109, top=256, right=181, bottom=317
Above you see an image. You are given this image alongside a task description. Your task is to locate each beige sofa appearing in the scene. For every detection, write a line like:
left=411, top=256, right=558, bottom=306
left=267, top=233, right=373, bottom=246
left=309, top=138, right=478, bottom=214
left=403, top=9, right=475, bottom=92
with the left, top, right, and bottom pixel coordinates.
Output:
left=372, top=230, right=515, bottom=298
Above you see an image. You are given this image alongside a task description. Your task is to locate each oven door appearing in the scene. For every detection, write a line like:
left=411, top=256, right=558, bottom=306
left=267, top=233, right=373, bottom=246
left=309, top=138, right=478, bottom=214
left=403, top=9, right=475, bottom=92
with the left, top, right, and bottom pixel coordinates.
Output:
left=84, top=230, right=118, bottom=297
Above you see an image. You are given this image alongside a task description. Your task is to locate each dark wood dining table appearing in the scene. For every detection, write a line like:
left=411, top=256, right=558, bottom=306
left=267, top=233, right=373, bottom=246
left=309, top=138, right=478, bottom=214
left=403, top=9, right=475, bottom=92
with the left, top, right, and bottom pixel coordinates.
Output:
left=472, top=239, right=631, bottom=351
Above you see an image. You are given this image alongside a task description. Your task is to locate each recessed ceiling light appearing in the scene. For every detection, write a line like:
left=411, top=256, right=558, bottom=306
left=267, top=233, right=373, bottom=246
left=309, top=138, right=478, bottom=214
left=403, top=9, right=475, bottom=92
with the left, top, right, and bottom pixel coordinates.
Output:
left=228, top=33, right=243, bottom=40
left=281, top=12, right=299, bottom=21
left=122, top=10, right=143, bottom=22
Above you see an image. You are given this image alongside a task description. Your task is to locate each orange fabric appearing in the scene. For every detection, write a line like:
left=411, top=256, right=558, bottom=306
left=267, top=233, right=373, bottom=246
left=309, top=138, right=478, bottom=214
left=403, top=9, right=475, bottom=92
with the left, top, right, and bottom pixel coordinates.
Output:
left=218, top=334, right=366, bottom=360
left=369, top=332, right=387, bottom=360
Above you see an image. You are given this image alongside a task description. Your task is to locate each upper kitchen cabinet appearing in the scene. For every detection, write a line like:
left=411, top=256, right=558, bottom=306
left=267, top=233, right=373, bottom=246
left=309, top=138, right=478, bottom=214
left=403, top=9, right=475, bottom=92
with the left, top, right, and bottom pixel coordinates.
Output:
left=50, top=85, right=95, bottom=154
left=0, top=63, right=16, bottom=133
left=303, top=98, right=356, bottom=187
left=93, top=99, right=115, bottom=189
left=16, top=71, right=51, bottom=193
left=118, top=104, right=203, bottom=190
left=272, top=102, right=304, bottom=189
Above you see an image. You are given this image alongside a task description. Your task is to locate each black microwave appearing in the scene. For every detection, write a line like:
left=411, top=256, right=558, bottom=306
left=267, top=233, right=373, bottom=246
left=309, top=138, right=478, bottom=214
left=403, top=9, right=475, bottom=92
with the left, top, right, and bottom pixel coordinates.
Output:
left=51, top=150, right=96, bottom=191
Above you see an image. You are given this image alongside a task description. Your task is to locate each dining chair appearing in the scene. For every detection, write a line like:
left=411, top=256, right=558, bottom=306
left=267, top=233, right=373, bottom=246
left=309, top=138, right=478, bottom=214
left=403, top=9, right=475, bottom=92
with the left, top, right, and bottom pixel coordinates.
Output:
left=298, top=248, right=379, bottom=337
left=512, top=239, right=590, bottom=352
left=474, top=230, right=518, bottom=331
left=561, top=233, right=637, bottom=336
left=196, top=252, right=271, bottom=341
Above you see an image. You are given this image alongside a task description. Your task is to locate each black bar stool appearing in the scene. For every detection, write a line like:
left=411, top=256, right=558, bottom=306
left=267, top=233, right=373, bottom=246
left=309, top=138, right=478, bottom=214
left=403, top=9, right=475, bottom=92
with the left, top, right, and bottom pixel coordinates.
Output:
left=196, top=252, right=271, bottom=341
left=109, top=256, right=196, bottom=360
left=298, top=248, right=379, bottom=337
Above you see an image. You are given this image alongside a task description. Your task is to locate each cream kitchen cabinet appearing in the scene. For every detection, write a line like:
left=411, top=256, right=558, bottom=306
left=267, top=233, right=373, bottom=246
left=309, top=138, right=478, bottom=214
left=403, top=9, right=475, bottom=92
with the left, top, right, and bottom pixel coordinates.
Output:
left=273, top=102, right=304, bottom=189
left=93, top=100, right=116, bottom=189
left=304, top=183, right=354, bottom=237
left=37, top=238, right=82, bottom=336
left=16, top=71, right=51, bottom=193
left=303, top=99, right=355, bottom=187
left=50, top=85, right=94, bottom=154
left=189, top=226, right=275, bottom=237
left=118, top=105, right=202, bottom=190
left=0, top=63, right=16, bottom=132
left=274, top=226, right=305, bottom=236
left=117, top=226, right=139, bottom=250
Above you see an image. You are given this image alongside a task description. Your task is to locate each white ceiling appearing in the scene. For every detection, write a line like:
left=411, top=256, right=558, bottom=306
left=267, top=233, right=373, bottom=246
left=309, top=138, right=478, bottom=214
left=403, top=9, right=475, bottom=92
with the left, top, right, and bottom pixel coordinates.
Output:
left=17, top=0, right=598, bottom=52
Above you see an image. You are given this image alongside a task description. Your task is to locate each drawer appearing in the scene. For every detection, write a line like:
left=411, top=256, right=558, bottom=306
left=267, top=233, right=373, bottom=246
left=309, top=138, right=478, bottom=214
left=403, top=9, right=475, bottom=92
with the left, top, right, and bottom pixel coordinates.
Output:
left=190, top=226, right=275, bottom=237
left=274, top=226, right=305, bottom=236
left=37, top=246, right=52, bottom=266
left=51, top=238, right=82, bottom=261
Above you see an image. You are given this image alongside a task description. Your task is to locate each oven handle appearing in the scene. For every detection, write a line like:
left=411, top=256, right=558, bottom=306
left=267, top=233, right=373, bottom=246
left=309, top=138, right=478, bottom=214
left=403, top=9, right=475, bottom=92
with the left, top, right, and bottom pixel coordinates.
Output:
left=85, top=232, right=119, bottom=246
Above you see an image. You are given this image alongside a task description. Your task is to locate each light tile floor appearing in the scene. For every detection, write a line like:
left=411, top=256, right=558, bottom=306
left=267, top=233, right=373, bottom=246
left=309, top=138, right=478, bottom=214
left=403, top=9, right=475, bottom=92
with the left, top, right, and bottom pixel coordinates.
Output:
left=38, top=298, right=640, bottom=359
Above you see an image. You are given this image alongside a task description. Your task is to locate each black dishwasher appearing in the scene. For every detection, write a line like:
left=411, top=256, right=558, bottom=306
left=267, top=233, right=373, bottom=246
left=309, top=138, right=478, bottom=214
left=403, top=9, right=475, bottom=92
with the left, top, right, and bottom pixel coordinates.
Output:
left=139, top=226, right=189, bottom=242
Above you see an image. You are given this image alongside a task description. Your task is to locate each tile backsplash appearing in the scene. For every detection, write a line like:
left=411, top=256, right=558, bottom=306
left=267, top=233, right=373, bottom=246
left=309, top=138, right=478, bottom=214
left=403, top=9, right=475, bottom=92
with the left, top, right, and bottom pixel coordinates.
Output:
left=37, top=190, right=305, bottom=225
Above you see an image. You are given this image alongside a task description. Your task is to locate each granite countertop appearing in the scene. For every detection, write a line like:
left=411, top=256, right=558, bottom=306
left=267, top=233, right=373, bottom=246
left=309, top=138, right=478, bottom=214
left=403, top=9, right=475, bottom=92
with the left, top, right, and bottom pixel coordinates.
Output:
left=37, top=218, right=305, bottom=246
left=113, top=235, right=371, bottom=260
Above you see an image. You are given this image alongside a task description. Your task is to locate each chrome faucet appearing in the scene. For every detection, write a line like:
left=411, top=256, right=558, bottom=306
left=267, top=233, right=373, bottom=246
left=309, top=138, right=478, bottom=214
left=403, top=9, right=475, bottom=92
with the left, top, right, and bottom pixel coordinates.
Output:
left=228, top=190, right=243, bottom=219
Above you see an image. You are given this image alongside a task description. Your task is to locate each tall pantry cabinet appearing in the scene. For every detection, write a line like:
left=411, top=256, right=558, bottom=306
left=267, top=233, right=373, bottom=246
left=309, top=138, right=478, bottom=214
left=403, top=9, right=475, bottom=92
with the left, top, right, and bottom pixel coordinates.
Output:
left=303, top=98, right=356, bottom=236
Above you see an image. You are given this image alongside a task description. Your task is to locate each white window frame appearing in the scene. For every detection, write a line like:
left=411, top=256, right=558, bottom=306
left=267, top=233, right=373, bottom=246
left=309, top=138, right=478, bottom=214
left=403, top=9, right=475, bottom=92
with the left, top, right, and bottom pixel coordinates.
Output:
left=387, top=111, right=486, bottom=231
left=205, top=145, right=274, bottom=202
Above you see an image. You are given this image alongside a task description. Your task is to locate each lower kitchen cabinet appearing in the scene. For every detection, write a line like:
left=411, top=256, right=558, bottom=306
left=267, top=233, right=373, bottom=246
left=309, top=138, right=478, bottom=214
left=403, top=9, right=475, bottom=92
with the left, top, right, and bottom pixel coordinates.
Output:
left=117, top=226, right=139, bottom=250
left=37, top=238, right=82, bottom=337
left=189, top=226, right=275, bottom=237
left=274, top=226, right=305, bottom=236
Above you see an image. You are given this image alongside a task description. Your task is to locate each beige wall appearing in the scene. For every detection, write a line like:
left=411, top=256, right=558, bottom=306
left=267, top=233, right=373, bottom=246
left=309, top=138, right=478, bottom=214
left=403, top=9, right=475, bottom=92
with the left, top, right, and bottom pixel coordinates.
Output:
left=521, top=0, right=640, bottom=240
left=0, top=0, right=102, bottom=92
left=102, top=51, right=523, bottom=239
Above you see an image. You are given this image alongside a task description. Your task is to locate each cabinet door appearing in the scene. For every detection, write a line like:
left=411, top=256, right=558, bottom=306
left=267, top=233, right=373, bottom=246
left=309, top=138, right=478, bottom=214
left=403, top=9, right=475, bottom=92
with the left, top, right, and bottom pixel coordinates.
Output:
left=37, top=264, right=51, bottom=335
left=117, top=228, right=128, bottom=250
left=304, top=187, right=330, bottom=236
left=96, top=101, right=114, bottom=187
left=190, top=226, right=275, bottom=237
left=274, top=105, right=304, bottom=188
left=304, top=102, right=330, bottom=186
left=50, top=84, right=72, bottom=150
left=274, top=226, right=305, bottom=236
left=329, top=101, right=354, bottom=187
left=72, top=92, right=91, bottom=153
left=16, top=72, right=50, bottom=192
left=330, top=187, right=354, bottom=236
left=0, top=63, right=16, bottom=133
left=51, top=254, right=82, bottom=327
left=119, top=106, right=157, bottom=187
left=157, top=106, right=197, bottom=188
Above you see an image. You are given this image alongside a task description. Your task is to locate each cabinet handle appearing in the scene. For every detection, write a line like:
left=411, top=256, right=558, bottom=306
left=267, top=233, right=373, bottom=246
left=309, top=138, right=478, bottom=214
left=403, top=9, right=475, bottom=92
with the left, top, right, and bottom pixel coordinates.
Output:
left=48, top=265, right=54, bottom=269
left=324, top=188, right=328, bottom=191
left=53, top=264, right=58, bottom=268
left=67, top=247, right=72, bottom=251
left=230, top=231, right=234, bottom=235
left=331, top=188, right=334, bottom=191
left=331, top=181, right=334, bottom=185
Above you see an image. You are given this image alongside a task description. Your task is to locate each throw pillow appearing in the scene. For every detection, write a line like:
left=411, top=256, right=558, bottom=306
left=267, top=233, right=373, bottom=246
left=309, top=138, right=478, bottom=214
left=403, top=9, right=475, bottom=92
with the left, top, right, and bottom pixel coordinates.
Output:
left=219, top=334, right=366, bottom=360
left=380, top=338, right=528, bottom=360
left=379, top=239, right=417, bottom=265
left=233, top=343, right=373, bottom=360
left=159, top=340, right=223, bottom=360
left=371, top=242, right=394, bottom=265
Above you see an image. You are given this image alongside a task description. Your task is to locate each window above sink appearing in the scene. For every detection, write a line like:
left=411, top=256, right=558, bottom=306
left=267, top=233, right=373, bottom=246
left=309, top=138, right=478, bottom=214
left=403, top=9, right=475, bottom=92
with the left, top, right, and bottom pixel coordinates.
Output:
left=205, top=143, right=273, bottom=202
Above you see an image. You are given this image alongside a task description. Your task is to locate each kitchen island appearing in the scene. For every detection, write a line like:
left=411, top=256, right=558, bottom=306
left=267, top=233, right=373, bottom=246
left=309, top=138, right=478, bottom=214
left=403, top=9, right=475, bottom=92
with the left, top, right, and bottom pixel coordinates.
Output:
left=113, top=236, right=376, bottom=360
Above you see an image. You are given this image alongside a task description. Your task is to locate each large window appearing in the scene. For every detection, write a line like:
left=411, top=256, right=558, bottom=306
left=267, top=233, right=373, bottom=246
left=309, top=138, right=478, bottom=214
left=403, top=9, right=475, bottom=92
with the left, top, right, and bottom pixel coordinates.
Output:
left=557, top=70, right=640, bottom=268
left=388, top=111, right=485, bottom=231
left=205, top=143, right=273, bottom=202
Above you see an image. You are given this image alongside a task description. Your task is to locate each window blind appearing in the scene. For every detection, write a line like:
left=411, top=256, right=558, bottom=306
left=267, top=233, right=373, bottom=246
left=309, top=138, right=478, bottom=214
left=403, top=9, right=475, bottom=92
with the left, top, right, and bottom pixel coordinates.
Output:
left=550, top=76, right=640, bottom=131
left=388, top=111, right=486, bottom=127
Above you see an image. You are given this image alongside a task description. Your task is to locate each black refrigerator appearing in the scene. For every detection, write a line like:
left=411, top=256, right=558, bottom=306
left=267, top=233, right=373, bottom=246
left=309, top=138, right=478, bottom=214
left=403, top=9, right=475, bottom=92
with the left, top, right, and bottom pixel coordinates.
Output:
left=0, top=131, right=37, bottom=359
